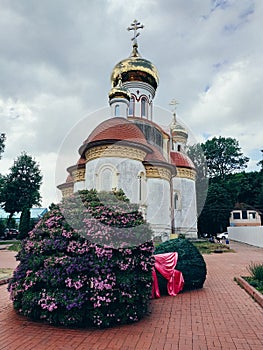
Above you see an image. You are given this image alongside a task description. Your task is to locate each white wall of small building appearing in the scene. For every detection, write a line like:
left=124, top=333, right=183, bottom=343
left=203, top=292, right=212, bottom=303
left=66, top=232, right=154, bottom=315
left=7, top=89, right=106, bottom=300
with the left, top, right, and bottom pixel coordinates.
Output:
left=229, top=209, right=261, bottom=226
left=228, top=226, right=263, bottom=248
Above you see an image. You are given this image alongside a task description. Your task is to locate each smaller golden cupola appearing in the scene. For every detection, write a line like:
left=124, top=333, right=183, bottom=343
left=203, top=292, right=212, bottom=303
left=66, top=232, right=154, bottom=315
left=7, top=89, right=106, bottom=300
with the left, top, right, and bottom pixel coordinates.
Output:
left=170, top=100, right=188, bottom=152
left=108, top=74, right=131, bottom=101
left=108, top=75, right=131, bottom=118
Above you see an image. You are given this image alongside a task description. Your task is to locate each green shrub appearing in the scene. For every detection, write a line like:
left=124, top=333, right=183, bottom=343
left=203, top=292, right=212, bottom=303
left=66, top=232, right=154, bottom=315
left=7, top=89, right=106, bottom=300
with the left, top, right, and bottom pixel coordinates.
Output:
left=247, top=262, right=263, bottom=282
left=154, top=238, right=207, bottom=291
left=8, top=190, right=154, bottom=328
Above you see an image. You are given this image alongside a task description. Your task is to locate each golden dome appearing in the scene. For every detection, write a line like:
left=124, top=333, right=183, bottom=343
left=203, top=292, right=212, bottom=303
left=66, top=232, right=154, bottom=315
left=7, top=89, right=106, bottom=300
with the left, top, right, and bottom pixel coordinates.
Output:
left=111, top=44, right=159, bottom=90
left=171, top=122, right=188, bottom=140
left=108, top=76, right=131, bottom=100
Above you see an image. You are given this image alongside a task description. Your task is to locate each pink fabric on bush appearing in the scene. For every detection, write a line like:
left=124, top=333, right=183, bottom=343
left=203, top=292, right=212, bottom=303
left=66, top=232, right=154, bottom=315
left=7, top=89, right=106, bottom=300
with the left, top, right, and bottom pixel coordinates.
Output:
left=152, top=252, right=184, bottom=298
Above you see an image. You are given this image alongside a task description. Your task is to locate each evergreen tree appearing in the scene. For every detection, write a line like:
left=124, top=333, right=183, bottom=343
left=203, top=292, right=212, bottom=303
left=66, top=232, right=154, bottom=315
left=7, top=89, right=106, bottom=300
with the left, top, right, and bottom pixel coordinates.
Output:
left=201, top=136, right=249, bottom=178
left=199, top=180, right=233, bottom=235
left=19, top=208, right=31, bottom=239
left=0, top=133, right=5, bottom=159
left=1, top=152, right=42, bottom=229
left=187, top=144, right=209, bottom=215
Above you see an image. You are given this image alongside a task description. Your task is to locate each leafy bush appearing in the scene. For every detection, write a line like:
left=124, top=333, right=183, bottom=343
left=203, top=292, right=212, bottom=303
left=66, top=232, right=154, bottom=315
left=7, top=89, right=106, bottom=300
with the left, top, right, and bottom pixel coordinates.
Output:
left=8, top=190, right=154, bottom=328
left=247, top=262, right=263, bottom=282
left=154, top=238, right=207, bottom=291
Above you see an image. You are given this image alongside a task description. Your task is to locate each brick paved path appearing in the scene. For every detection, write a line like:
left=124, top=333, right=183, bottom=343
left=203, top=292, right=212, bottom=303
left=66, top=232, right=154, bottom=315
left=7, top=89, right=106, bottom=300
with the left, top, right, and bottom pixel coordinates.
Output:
left=0, top=241, right=262, bottom=350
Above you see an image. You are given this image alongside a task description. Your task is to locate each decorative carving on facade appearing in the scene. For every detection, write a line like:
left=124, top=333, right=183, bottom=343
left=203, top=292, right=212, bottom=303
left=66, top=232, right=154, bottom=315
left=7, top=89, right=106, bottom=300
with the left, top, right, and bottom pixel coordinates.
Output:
left=176, top=167, right=196, bottom=180
left=85, top=145, right=146, bottom=162
left=72, top=168, right=85, bottom=182
left=145, top=165, right=171, bottom=181
left=61, top=186, right=74, bottom=198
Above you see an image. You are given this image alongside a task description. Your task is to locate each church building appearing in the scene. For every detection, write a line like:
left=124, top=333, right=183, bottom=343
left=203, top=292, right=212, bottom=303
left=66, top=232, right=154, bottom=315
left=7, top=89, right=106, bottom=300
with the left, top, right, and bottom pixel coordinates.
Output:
left=58, top=20, right=197, bottom=240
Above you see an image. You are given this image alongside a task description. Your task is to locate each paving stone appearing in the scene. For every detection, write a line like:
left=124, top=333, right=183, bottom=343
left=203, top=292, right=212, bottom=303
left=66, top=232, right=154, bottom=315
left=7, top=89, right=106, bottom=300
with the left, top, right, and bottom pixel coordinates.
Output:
left=0, top=241, right=262, bottom=349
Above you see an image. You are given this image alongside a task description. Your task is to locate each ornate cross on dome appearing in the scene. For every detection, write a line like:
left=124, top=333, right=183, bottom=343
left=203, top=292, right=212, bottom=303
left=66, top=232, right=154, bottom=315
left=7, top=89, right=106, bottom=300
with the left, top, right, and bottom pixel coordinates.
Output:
left=127, top=19, right=144, bottom=45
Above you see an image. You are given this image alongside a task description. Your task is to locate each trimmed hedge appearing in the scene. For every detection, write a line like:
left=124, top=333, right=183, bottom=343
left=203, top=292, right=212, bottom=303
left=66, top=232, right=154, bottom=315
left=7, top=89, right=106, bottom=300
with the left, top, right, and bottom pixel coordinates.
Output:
left=154, top=238, right=207, bottom=292
left=8, top=190, right=154, bottom=328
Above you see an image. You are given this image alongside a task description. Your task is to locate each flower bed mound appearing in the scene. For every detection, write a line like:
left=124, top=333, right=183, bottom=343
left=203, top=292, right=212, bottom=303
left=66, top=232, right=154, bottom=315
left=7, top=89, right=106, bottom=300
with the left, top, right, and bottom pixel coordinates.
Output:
left=155, top=238, right=207, bottom=292
left=8, top=190, right=154, bottom=328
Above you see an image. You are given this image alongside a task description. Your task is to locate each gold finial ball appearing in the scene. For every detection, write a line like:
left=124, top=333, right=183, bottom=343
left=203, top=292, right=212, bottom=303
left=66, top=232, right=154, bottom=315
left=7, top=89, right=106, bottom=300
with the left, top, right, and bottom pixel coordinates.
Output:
left=111, top=20, right=159, bottom=91
left=111, top=56, right=159, bottom=90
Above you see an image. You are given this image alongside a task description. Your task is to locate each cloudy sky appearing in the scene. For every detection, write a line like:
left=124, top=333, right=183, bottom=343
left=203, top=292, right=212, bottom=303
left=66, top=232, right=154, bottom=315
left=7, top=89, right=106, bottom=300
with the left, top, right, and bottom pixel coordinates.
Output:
left=0, top=0, right=262, bottom=207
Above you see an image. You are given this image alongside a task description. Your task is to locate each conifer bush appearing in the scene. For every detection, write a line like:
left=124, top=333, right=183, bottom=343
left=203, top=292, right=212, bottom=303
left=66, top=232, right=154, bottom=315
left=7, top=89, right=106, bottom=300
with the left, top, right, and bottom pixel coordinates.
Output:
left=8, top=190, right=154, bottom=328
left=154, top=238, right=207, bottom=291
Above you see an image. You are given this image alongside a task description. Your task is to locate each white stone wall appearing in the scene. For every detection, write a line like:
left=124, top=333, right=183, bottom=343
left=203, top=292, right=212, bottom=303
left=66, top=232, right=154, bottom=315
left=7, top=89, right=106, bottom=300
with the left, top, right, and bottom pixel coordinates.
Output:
left=124, top=82, right=154, bottom=119
left=173, top=177, right=197, bottom=238
left=228, top=226, right=263, bottom=248
left=146, top=178, right=171, bottom=239
left=73, top=181, right=86, bottom=192
left=109, top=98, right=129, bottom=118
left=85, top=157, right=145, bottom=204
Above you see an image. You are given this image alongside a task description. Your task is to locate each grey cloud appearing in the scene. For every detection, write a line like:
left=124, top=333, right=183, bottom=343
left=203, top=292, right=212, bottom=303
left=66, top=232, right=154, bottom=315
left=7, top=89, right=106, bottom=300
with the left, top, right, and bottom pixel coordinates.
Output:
left=0, top=0, right=262, bottom=206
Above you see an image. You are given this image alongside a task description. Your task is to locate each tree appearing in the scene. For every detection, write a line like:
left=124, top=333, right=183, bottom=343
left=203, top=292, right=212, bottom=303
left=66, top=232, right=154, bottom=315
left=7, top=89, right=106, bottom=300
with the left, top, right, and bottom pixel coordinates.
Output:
left=198, top=180, right=234, bottom=235
left=0, top=133, right=5, bottom=159
left=1, top=152, right=42, bottom=229
left=187, top=144, right=209, bottom=215
left=19, top=208, right=31, bottom=240
left=201, top=136, right=249, bottom=178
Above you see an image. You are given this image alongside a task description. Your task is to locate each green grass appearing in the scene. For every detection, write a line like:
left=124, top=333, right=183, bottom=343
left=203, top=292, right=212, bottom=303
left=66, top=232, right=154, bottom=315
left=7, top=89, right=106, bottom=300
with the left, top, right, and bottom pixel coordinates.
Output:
left=0, top=268, right=14, bottom=280
left=192, top=240, right=235, bottom=254
left=0, top=240, right=21, bottom=251
left=8, top=241, right=21, bottom=252
left=0, top=240, right=16, bottom=245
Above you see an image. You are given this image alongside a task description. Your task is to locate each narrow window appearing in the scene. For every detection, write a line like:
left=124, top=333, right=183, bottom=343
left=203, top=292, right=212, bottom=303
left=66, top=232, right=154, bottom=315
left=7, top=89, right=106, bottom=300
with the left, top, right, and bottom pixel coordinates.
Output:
left=128, top=97, right=135, bottom=116
left=242, top=210, right=248, bottom=219
left=115, top=104, right=120, bottom=116
left=138, top=172, right=146, bottom=203
left=174, top=192, right=179, bottom=209
left=233, top=212, right=240, bottom=219
left=177, top=145, right=181, bottom=152
left=141, top=97, right=147, bottom=117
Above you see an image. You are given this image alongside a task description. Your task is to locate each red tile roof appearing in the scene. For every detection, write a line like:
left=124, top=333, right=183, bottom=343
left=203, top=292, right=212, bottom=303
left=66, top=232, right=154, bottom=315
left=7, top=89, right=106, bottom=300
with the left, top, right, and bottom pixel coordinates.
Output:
left=66, top=175, right=74, bottom=183
left=83, top=117, right=149, bottom=147
left=144, top=145, right=166, bottom=162
left=77, top=157, right=86, bottom=165
left=170, top=151, right=195, bottom=169
left=129, top=116, right=170, bottom=138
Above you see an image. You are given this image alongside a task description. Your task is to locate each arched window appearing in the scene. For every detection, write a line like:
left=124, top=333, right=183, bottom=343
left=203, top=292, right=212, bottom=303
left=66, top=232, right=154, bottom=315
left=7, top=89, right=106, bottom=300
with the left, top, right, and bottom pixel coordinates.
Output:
left=114, top=104, right=120, bottom=117
left=174, top=191, right=181, bottom=210
left=138, top=171, right=146, bottom=203
left=97, top=164, right=118, bottom=192
left=128, top=97, right=135, bottom=116
left=141, top=97, right=147, bottom=118
left=100, top=168, right=113, bottom=191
